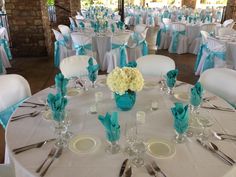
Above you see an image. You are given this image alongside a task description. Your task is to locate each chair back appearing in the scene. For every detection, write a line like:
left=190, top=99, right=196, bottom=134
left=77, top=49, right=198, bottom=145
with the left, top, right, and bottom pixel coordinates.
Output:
left=199, top=68, right=236, bottom=108
left=200, top=30, right=209, bottom=44
left=171, top=22, right=186, bottom=32
left=112, top=32, right=131, bottom=45
left=137, top=55, right=175, bottom=76
left=200, top=23, right=216, bottom=34
left=0, top=27, right=9, bottom=41
left=52, top=29, right=64, bottom=41
left=207, top=36, right=226, bottom=52
left=71, top=32, right=92, bottom=46
left=124, top=16, right=131, bottom=25
left=58, top=25, right=71, bottom=37
left=223, top=19, right=234, bottom=28
left=60, top=55, right=97, bottom=78
left=69, top=17, right=77, bottom=29
left=218, top=27, right=236, bottom=36
left=162, top=18, right=171, bottom=26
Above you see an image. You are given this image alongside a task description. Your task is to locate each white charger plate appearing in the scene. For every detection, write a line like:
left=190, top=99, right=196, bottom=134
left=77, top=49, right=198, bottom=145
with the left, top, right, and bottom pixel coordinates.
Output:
left=69, top=135, right=100, bottom=155
left=174, top=92, right=189, bottom=102
left=146, top=138, right=176, bottom=159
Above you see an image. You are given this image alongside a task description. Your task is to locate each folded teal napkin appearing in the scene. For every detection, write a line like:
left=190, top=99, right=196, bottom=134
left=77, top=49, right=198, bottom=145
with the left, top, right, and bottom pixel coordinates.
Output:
left=55, top=73, right=69, bottom=96
left=87, top=57, right=100, bottom=82
left=98, top=112, right=120, bottom=142
left=47, top=93, right=68, bottom=122
left=190, top=82, right=203, bottom=106
left=171, top=102, right=189, bottom=134
left=116, top=21, right=124, bottom=30
left=166, top=69, right=179, bottom=88
left=126, top=60, right=137, bottom=68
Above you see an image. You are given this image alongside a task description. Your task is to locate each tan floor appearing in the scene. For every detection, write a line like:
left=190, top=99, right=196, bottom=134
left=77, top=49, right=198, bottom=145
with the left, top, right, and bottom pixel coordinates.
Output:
left=0, top=50, right=199, bottom=163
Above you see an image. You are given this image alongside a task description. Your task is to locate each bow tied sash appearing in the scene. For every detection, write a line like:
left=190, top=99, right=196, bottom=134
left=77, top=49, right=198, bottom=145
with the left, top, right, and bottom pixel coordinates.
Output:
left=171, top=30, right=186, bottom=53
left=74, top=43, right=92, bottom=56
left=54, top=40, right=67, bottom=67
left=0, top=55, right=3, bottom=74
left=112, top=44, right=128, bottom=67
left=156, top=27, right=168, bottom=47
left=138, top=40, right=148, bottom=56
left=0, top=39, right=12, bottom=60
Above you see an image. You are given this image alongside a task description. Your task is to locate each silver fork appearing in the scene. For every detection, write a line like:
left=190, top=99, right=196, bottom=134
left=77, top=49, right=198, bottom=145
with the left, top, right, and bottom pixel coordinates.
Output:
left=36, top=147, right=57, bottom=173
left=11, top=111, right=38, bottom=119
left=151, top=161, right=167, bottom=177
left=11, top=111, right=40, bottom=122
left=40, top=148, right=63, bottom=177
left=145, top=164, right=157, bottom=177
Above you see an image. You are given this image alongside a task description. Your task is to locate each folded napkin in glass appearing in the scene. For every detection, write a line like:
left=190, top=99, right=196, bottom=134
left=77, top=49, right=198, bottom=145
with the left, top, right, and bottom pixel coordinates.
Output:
left=166, top=69, right=179, bottom=88
left=190, top=82, right=203, bottom=106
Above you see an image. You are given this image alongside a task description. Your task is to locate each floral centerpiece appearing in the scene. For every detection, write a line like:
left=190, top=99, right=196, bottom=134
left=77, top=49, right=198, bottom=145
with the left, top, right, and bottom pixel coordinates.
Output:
left=107, top=66, right=144, bottom=111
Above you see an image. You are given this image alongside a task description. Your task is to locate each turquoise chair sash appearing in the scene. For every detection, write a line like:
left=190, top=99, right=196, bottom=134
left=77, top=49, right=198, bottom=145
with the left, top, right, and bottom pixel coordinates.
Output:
left=0, top=55, right=3, bottom=74
left=148, top=15, right=154, bottom=26
left=139, top=40, right=148, bottom=56
left=112, top=44, right=127, bottom=67
left=0, top=39, right=12, bottom=60
left=171, top=30, right=186, bottom=53
left=202, top=49, right=226, bottom=72
left=194, top=44, right=207, bottom=72
left=156, top=27, right=167, bottom=47
left=0, top=98, right=27, bottom=129
left=136, top=15, right=141, bottom=25
left=74, top=43, right=92, bottom=56
left=163, top=11, right=171, bottom=19
left=54, top=40, right=67, bottom=67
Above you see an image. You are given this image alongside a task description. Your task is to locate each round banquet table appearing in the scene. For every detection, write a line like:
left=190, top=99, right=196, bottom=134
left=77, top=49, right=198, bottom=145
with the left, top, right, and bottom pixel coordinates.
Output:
left=5, top=76, right=236, bottom=177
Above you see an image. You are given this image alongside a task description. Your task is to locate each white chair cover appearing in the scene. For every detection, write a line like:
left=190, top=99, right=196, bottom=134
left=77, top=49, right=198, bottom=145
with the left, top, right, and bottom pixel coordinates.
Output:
left=223, top=19, right=234, bottom=28
left=189, top=30, right=209, bottom=55
left=69, top=17, right=77, bottom=31
left=60, top=55, right=97, bottom=78
left=146, top=26, right=159, bottom=51
left=168, top=22, right=188, bottom=54
left=199, top=68, right=236, bottom=108
left=156, top=21, right=171, bottom=50
left=0, top=27, right=9, bottom=41
left=218, top=27, right=236, bottom=36
left=136, top=55, right=175, bottom=76
left=200, top=23, right=216, bottom=34
left=58, top=25, right=72, bottom=48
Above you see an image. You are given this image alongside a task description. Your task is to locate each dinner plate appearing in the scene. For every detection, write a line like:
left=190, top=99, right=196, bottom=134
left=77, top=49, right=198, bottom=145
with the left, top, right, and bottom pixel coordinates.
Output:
left=146, top=138, right=176, bottom=159
left=67, top=88, right=82, bottom=97
left=174, top=92, right=189, bottom=102
left=42, top=110, right=52, bottom=121
left=69, top=135, right=100, bottom=154
left=144, top=81, right=158, bottom=88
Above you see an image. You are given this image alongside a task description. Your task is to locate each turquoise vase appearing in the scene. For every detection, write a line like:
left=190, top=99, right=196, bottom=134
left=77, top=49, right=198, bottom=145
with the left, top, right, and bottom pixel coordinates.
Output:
left=114, top=91, right=136, bottom=111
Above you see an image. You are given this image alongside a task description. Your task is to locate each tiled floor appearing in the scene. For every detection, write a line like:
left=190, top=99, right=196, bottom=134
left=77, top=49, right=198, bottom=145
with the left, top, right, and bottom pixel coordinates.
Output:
left=0, top=50, right=199, bottom=163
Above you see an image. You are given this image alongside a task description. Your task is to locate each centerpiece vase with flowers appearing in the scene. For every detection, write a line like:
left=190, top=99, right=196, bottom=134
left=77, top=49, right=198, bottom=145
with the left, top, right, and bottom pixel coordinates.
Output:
left=107, top=61, right=144, bottom=111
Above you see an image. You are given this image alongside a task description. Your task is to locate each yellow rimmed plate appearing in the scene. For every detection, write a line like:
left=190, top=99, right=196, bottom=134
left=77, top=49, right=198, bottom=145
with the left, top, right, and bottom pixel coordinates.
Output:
left=69, top=135, right=100, bottom=155
left=67, top=88, right=82, bottom=97
left=174, top=92, right=189, bottom=102
left=146, top=138, right=176, bottom=159
left=144, top=81, right=159, bottom=89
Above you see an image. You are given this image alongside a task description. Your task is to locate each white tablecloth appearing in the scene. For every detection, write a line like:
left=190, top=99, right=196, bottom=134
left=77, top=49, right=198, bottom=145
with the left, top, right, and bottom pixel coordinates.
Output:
left=6, top=76, right=236, bottom=177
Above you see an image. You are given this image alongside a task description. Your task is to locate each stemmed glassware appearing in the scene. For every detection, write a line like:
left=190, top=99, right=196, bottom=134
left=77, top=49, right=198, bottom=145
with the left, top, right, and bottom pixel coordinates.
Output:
left=124, top=120, right=137, bottom=156
left=131, top=135, right=146, bottom=168
left=159, top=72, right=166, bottom=92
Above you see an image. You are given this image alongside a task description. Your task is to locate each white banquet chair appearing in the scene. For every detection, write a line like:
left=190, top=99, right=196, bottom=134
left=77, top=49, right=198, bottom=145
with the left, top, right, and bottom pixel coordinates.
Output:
left=136, top=54, right=175, bottom=76
left=195, top=36, right=226, bottom=75
left=60, top=55, right=97, bottom=78
left=156, top=20, right=171, bottom=50
left=146, top=26, right=159, bottom=51
left=168, top=22, right=188, bottom=54
left=223, top=19, right=235, bottom=28
left=0, top=27, right=12, bottom=61
left=52, top=29, right=75, bottom=67
left=0, top=164, right=15, bottom=177
left=199, top=68, right=236, bottom=108
left=103, top=32, right=131, bottom=73
left=58, top=25, right=72, bottom=48
left=69, top=17, right=77, bottom=31
left=134, top=24, right=148, bottom=39
left=218, top=27, right=236, bottom=36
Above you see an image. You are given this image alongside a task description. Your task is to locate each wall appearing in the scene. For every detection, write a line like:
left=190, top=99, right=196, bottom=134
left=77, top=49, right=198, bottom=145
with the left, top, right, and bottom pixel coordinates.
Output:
left=5, top=0, right=47, bottom=57
left=182, top=0, right=196, bottom=9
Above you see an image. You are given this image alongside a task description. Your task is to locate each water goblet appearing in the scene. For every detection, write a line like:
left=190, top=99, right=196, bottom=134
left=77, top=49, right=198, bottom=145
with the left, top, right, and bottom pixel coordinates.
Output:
left=124, top=120, right=137, bottom=156
left=131, top=136, right=146, bottom=168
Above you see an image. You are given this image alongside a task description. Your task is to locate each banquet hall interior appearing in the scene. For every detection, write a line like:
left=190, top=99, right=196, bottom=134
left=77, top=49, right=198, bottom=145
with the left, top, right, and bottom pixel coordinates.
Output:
left=1, top=0, right=236, bottom=176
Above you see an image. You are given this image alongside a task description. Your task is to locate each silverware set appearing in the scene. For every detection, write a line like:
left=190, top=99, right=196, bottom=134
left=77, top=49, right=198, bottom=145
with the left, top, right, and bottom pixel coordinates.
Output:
left=11, top=111, right=41, bottom=121
left=19, top=101, right=45, bottom=108
left=212, top=131, right=236, bottom=141
left=145, top=161, right=167, bottom=177
left=197, top=138, right=235, bottom=166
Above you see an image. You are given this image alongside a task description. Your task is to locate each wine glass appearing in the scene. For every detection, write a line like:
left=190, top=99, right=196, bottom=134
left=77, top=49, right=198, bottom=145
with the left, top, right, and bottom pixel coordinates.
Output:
left=159, top=72, right=166, bottom=92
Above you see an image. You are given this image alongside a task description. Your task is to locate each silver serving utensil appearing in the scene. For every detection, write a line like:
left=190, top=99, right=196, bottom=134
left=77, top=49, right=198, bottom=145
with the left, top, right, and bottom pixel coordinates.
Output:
left=24, top=101, right=45, bottom=106
left=11, top=111, right=38, bottom=119
left=11, top=111, right=40, bottom=122
left=151, top=161, right=167, bottom=177
left=145, top=164, right=157, bottom=177
left=19, top=105, right=37, bottom=108
left=36, top=147, right=57, bottom=173
left=216, top=133, right=236, bottom=138
left=125, top=167, right=132, bottom=177
left=196, top=139, right=233, bottom=166
left=212, top=131, right=236, bottom=141
left=209, top=142, right=235, bottom=164
left=13, top=138, right=55, bottom=154
left=40, top=148, right=63, bottom=177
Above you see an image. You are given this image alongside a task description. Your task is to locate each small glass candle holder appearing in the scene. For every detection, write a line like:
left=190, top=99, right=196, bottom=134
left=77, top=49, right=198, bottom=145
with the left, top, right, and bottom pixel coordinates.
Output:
left=95, top=92, right=103, bottom=102
left=151, top=101, right=159, bottom=111
left=89, top=104, right=97, bottom=114
left=105, top=140, right=121, bottom=154
left=136, top=111, right=146, bottom=124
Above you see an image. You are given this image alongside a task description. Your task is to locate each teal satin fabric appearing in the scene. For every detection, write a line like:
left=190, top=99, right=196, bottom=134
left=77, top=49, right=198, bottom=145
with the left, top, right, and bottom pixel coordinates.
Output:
left=139, top=40, right=148, bottom=56
left=0, top=55, right=3, bottom=74
left=171, top=30, right=186, bottom=53
left=0, top=39, right=12, bottom=60
left=202, top=49, right=226, bottom=72
left=54, top=40, right=67, bottom=67
left=156, top=27, right=167, bottom=47
left=194, top=44, right=207, bottom=72
left=112, top=44, right=127, bottom=67
left=74, top=43, right=92, bottom=55
left=0, top=98, right=27, bottom=129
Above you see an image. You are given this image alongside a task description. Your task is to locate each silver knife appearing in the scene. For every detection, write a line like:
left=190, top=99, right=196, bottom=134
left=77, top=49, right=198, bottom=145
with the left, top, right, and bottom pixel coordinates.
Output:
left=125, top=167, right=132, bottom=177
left=201, top=106, right=235, bottom=112
left=119, top=159, right=128, bottom=177
left=196, top=139, right=233, bottom=166
left=13, top=138, right=55, bottom=153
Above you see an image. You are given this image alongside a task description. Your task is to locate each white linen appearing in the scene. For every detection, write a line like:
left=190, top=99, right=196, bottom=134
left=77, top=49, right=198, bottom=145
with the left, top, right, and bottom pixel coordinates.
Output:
left=5, top=76, right=236, bottom=177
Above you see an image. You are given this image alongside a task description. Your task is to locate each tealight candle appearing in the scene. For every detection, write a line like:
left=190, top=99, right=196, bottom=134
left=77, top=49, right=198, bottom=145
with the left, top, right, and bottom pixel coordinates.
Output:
left=95, top=92, right=103, bottom=102
left=136, top=111, right=146, bottom=124
left=151, top=101, right=159, bottom=111
left=90, top=104, right=97, bottom=114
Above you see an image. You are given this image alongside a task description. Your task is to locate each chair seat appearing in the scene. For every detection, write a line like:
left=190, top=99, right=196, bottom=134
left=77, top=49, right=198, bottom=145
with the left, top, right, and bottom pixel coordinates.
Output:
left=136, top=54, right=175, bottom=76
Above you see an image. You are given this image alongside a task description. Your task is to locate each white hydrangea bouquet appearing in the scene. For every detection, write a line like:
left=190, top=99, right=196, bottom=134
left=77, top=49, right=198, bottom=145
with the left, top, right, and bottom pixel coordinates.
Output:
left=106, top=66, right=144, bottom=111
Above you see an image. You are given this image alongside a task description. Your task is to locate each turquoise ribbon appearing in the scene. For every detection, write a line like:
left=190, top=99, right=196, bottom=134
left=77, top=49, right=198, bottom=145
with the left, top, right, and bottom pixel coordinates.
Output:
left=202, top=49, right=226, bottom=72
left=112, top=44, right=127, bottom=67
left=194, top=44, right=207, bottom=72
left=156, top=27, right=167, bottom=47
left=111, top=24, right=115, bottom=33
left=0, top=54, right=3, bottom=74
left=148, top=15, right=154, bottom=26
left=79, top=21, right=85, bottom=30
left=139, top=40, right=148, bottom=56
left=0, top=98, right=27, bottom=128
left=70, top=22, right=76, bottom=31
left=187, top=16, right=193, bottom=23
left=136, top=15, right=141, bottom=24
left=54, top=40, right=66, bottom=67
left=74, top=43, right=92, bottom=55
left=163, top=11, right=171, bottom=19
left=171, top=30, right=186, bottom=53
left=0, top=39, right=12, bottom=60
